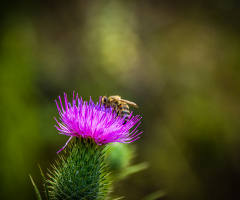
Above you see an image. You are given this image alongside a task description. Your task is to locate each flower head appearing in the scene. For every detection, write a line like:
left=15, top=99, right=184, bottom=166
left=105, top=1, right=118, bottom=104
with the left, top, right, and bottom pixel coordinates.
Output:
left=55, top=92, right=142, bottom=153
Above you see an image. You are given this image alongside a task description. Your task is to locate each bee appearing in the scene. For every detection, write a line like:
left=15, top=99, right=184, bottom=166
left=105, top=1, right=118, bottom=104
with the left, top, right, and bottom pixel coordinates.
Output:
left=101, top=95, right=138, bottom=124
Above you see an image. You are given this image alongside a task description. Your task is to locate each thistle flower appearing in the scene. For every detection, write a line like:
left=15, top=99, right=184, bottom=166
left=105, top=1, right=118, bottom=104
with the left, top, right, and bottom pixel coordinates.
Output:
left=55, top=92, right=142, bottom=153
left=30, top=93, right=142, bottom=200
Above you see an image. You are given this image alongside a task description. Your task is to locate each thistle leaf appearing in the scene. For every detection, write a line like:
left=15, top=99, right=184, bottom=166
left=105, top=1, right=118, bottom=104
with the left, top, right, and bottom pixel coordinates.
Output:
left=142, top=189, right=167, bottom=200
left=29, top=174, right=42, bottom=200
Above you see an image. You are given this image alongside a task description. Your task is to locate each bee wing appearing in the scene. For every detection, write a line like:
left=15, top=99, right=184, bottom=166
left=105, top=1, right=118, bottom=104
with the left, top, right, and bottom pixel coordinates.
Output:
left=117, top=99, right=139, bottom=108
left=109, top=95, right=121, bottom=100
left=109, top=96, right=138, bottom=108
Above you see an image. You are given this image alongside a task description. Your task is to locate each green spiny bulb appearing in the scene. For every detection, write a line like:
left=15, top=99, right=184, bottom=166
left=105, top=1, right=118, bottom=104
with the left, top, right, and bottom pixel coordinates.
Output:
left=47, top=137, right=108, bottom=200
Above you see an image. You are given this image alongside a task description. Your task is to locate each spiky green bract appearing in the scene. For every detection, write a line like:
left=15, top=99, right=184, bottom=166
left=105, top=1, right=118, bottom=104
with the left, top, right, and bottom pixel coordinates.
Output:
left=47, top=137, right=108, bottom=200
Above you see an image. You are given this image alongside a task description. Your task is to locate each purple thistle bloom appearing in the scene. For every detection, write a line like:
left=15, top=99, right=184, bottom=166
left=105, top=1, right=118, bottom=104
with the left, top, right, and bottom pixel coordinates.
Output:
left=55, top=92, right=142, bottom=153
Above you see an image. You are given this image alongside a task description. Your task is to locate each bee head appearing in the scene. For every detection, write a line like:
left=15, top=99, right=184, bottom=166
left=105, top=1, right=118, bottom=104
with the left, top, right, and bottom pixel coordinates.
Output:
left=102, top=96, right=108, bottom=104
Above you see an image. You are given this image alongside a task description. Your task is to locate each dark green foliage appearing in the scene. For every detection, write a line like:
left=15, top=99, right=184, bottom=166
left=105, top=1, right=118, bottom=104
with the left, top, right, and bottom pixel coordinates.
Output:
left=47, top=138, right=108, bottom=200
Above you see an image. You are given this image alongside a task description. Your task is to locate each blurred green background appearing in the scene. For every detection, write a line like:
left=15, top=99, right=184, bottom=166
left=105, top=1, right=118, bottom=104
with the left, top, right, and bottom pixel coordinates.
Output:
left=1, top=0, right=240, bottom=199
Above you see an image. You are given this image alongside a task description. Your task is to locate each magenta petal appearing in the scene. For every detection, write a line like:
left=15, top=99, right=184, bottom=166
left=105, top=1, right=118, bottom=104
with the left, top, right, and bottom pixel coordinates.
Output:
left=57, top=136, right=73, bottom=154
